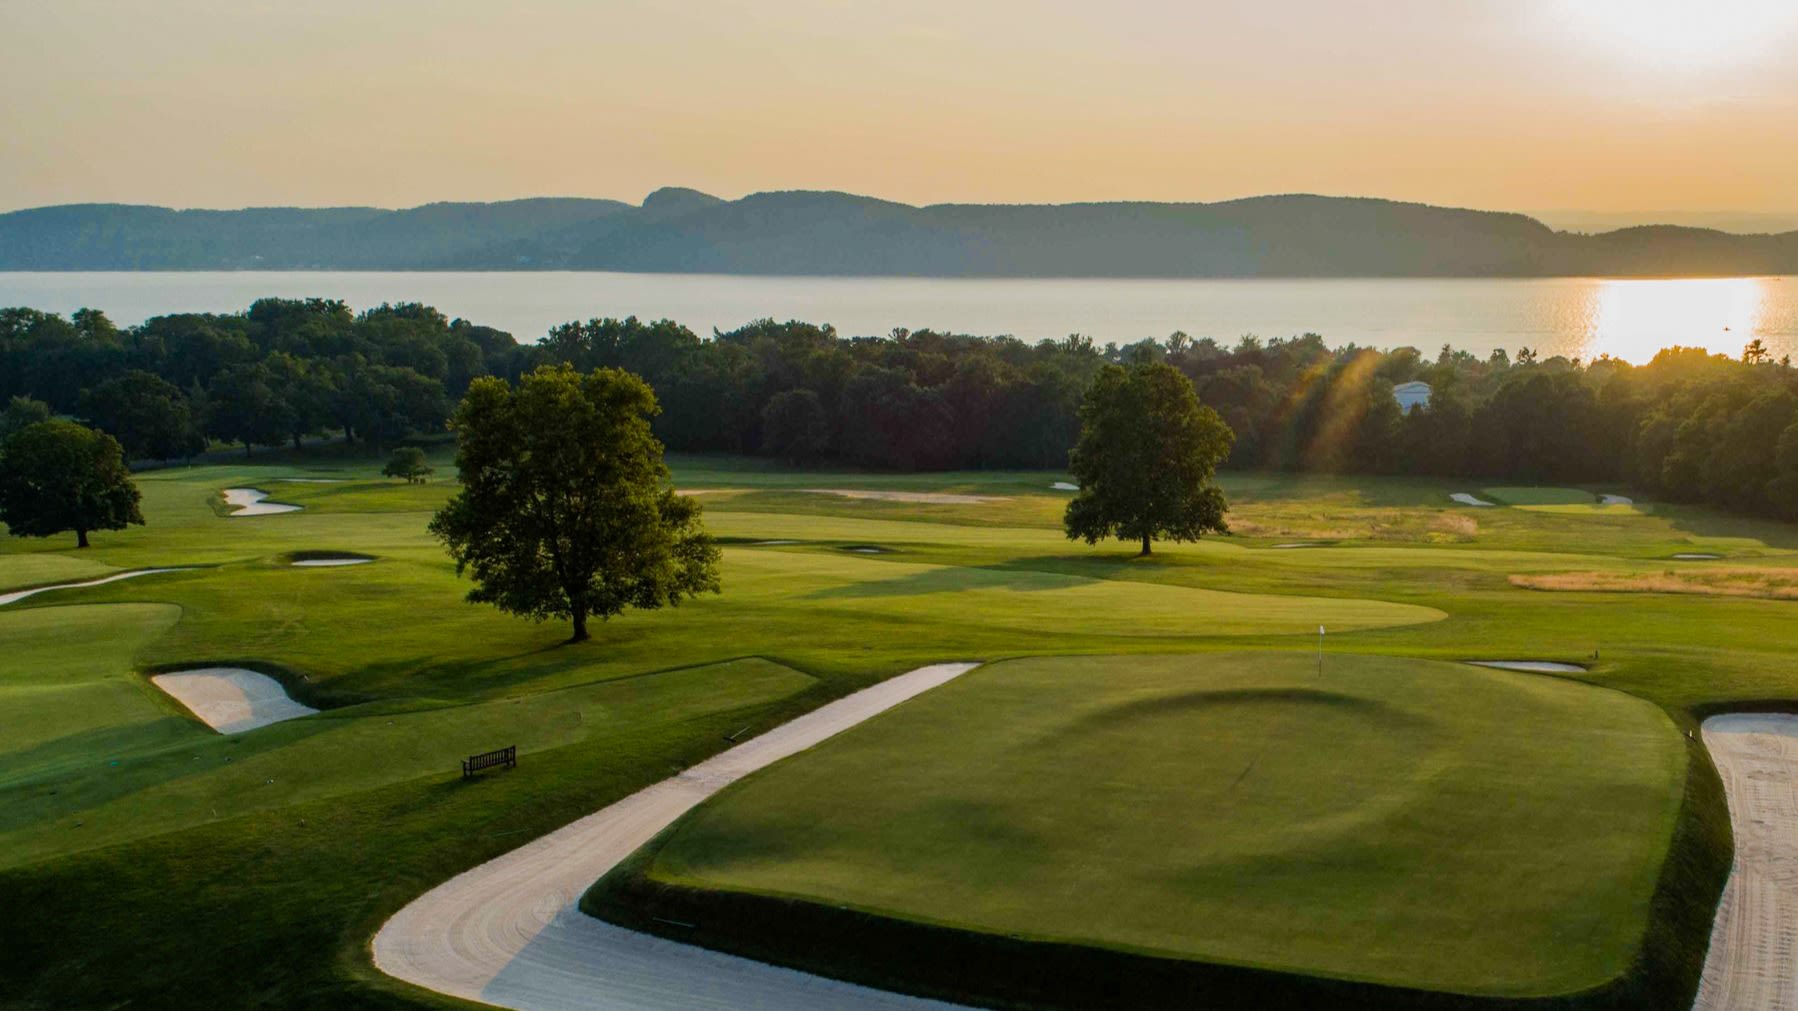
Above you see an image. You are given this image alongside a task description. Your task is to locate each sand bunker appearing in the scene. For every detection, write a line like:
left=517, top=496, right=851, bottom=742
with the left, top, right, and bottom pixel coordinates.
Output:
left=1450, top=493, right=1496, bottom=507
left=1465, top=660, right=1586, bottom=674
left=1051, top=482, right=1078, bottom=491
left=1273, top=543, right=1324, bottom=549
left=291, top=556, right=373, bottom=568
left=1674, top=553, right=1723, bottom=560
left=372, top=662, right=979, bottom=1011
left=0, top=567, right=194, bottom=607
left=753, top=540, right=800, bottom=546
left=1599, top=494, right=1634, bottom=506
left=151, top=667, right=317, bottom=734
left=1695, top=714, right=1798, bottom=1009
left=804, top=488, right=1003, bottom=505
left=222, top=488, right=301, bottom=516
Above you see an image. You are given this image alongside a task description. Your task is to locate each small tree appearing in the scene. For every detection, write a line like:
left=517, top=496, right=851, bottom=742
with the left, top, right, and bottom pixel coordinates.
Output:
left=382, top=446, right=433, bottom=484
left=429, top=365, right=720, bottom=642
left=1, top=396, right=51, bottom=439
left=761, top=388, right=830, bottom=464
left=1064, top=362, right=1233, bottom=556
left=0, top=420, right=144, bottom=548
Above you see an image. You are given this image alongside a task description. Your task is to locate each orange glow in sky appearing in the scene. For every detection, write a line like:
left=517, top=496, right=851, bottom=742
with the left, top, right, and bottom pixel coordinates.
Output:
left=2, top=0, right=1796, bottom=221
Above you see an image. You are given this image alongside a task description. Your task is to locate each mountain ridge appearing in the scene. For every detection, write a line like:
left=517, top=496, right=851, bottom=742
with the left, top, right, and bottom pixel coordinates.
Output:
left=3, top=189, right=1794, bottom=276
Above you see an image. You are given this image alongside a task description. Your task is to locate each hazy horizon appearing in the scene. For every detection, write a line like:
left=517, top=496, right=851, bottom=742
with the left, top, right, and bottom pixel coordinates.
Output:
left=4, top=1, right=1796, bottom=221
left=8, top=185, right=1798, bottom=238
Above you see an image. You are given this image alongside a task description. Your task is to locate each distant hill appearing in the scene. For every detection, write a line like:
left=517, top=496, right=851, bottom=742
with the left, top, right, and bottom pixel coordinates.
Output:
left=4, top=188, right=1796, bottom=276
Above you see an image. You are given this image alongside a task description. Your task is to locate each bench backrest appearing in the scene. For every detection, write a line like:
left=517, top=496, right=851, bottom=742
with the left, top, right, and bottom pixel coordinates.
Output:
left=462, top=745, right=516, bottom=776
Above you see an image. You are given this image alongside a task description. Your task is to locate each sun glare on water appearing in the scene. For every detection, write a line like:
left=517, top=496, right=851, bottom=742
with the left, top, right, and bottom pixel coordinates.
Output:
left=1583, top=277, right=1774, bottom=362
left=1543, top=0, right=1798, bottom=72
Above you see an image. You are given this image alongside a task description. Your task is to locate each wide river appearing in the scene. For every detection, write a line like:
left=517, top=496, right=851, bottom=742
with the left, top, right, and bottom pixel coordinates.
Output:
left=4, top=272, right=1796, bottom=364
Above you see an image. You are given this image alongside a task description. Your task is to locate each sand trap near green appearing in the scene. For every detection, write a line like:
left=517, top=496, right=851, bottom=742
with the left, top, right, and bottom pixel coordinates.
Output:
left=151, top=668, right=318, bottom=734
left=598, top=653, right=1684, bottom=1001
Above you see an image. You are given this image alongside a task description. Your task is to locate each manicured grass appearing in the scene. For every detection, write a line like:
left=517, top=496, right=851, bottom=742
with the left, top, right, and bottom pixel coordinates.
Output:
left=1482, top=486, right=1599, bottom=507
left=594, top=653, right=1685, bottom=1000
left=1, top=452, right=1786, bottom=1009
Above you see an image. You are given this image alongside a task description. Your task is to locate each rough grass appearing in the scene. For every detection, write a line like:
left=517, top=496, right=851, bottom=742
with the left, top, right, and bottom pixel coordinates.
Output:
left=1512, top=567, right=1798, bottom=600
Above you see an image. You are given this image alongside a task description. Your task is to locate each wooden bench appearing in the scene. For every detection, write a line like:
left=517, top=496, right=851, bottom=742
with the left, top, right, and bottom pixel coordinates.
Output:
left=462, top=745, right=517, bottom=779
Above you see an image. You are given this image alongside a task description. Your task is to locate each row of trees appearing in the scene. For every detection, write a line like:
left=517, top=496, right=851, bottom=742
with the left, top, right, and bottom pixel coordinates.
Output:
left=0, top=299, right=524, bottom=460
left=7, top=299, right=1798, bottom=520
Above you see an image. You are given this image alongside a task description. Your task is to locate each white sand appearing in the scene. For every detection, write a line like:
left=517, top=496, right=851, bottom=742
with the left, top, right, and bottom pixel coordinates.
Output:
left=1450, top=493, right=1496, bottom=507
left=1675, top=553, right=1723, bottom=560
left=1272, top=543, right=1322, bottom=549
left=291, top=557, right=373, bottom=567
left=1465, top=660, right=1586, bottom=673
left=847, top=547, right=888, bottom=554
left=1599, top=494, right=1634, bottom=505
left=151, top=667, right=317, bottom=734
left=1051, top=482, right=1078, bottom=491
left=222, top=488, right=301, bottom=516
left=804, top=488, right=1002, bottom=505
left=752, top=540, right=800, bottom=546
left=373, top=662, right=979, bottom=1011
left=0, top=567, right=194, bottom=607
left=1695, top=714, right=1798, bottom=1009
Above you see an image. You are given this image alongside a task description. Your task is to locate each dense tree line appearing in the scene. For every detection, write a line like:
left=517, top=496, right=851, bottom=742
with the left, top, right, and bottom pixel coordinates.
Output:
left=0, top=299, right=527, bottom=458
left=6, top=300, right=1798, bottom=521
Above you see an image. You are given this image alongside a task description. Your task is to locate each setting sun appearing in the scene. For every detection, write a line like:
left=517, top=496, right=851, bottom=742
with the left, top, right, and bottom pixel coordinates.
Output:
left=1543, top=0, right=1798, bottom=72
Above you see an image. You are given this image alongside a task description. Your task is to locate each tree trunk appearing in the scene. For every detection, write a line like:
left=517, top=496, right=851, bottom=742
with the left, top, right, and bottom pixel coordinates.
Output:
left=243, top=441, right=253, bottom=458
left=77, top=528, right=90, bottom=548
left=1140, top=532, right=1152, bottom=556
left=568, top=605, right=590, bottom=643
left=292, top=432, right=303, bottom=450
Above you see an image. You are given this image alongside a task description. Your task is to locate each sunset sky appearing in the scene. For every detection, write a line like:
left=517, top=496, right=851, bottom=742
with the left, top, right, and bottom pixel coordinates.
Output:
left=4, top=0, right=1797, bottom=227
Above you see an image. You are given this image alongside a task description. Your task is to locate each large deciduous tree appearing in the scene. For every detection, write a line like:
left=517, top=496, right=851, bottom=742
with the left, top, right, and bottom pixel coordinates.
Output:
left=429, top=364, right=720, bottom=642
left=1064, top=362, right=1233, bottom=556
left=0, top=420, right=144, bottom=548
left=80, top=370, right=203, bottom=461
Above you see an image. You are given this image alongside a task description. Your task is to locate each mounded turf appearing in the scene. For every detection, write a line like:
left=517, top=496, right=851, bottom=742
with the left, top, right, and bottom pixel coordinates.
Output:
left=592, top=652, right=1685, bottom=1002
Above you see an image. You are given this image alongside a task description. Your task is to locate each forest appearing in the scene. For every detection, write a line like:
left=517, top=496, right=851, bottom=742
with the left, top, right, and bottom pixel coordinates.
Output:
left=4, top=298, right=1797, bottom=521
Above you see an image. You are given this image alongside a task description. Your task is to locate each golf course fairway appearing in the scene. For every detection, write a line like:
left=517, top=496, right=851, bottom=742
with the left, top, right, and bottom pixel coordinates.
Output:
left=591, top=652, right=1689, bottom=1008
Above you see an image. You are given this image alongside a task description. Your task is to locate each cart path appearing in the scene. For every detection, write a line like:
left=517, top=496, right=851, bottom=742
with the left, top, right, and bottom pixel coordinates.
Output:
left=1695, top=713, right=1798, bottom=1010
left=372, top=662, right=980, bottom=1011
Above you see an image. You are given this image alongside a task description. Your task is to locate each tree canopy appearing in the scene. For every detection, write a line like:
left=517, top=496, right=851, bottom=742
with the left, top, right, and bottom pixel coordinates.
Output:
left=80, top=370, right=202, bottom=461
left=1064, top=362, right=1234, bottom=555
left=382, top=447, right=433, bottom=483
left=429, top=364, right=720, bottom=642
left=0, top=420, right=143, bottom=548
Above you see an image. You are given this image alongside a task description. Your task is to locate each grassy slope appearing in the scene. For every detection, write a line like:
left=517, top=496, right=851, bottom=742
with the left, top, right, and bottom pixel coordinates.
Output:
left=0, top=452, right=1776, bottom=1008
left=592, top=653, right=1684, bottom=999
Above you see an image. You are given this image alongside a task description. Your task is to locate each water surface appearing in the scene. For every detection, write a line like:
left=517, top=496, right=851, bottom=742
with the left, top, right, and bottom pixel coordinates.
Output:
left=3, top=272, right=1793, bottom=363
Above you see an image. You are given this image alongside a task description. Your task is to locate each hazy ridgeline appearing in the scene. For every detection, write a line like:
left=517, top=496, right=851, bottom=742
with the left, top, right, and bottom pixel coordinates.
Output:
left=5, top=190, right=1798, bottom=276
left=5, top=299, right=1798, bottom=520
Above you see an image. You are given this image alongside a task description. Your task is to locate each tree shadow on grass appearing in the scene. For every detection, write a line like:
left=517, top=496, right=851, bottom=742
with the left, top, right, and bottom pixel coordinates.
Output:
left=0, top=715, right=337, bottom=834
left=805, top=564, right=1092, bottom=600
left=1657, top=503, right=1798, bottom=551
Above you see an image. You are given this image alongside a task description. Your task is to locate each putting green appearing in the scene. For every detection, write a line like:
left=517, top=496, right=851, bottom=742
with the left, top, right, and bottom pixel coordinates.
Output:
left=606, top=652, right=1685, bottom=998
